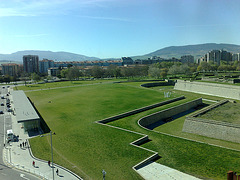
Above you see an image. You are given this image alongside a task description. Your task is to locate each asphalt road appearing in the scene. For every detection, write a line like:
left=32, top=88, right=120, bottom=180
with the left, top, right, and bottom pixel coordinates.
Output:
left=0, top=86, right=40, bottom=180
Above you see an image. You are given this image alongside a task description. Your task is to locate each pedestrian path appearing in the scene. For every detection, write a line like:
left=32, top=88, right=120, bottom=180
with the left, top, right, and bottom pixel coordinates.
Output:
left=2, top=107, right=82, bottom=180
left=136, top=162, right=201, bottom=180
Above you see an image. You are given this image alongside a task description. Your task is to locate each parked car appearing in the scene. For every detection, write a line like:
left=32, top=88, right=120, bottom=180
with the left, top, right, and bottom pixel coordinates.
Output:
left=1, top=103, right=4, bottom=106
left=0, top=111, right=4, bottom=114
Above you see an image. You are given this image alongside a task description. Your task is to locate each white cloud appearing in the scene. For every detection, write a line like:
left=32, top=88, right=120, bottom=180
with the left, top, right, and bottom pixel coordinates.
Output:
left=0, top=0, right=117, bottom=17
left=0, top=0, right=72, bottom=17
left=0, top=7, right=36, bottom=17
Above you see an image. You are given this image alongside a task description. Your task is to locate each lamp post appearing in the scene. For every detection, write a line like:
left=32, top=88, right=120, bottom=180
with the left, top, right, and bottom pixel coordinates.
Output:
left=41, top=131, right=54, bottom=180
left=102, top=169, right=106, bottom=180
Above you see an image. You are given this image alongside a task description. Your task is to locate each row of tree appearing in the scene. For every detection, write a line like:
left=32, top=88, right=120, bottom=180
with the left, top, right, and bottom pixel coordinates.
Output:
left=4, top=60, right=240, bottom=83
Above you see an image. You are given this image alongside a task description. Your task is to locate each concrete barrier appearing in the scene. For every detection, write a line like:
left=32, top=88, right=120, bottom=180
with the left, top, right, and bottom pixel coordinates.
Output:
left=138, top=98, right=203, bottom=128
left=183, top=117, right=240, bottom=143
left=183, top=100, right=240, bottom=143
left=141, top=80, right=175, bottom=88
left=174, top=80, right=240, bottom=100
left=98, top=96, right=185, bottom=124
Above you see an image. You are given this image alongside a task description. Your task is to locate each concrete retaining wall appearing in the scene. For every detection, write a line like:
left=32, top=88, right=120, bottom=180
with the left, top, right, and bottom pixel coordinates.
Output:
left=183, top=118, right=240, bottom=143
left=98, top=96, right=185, bottom=124
left=183, top=99, right=240, bottom=143
left=174, top=80, right=240, bottom=100
left=141, top=81, right=175, bottom=88
left=139, top=98, right=202, bottom=128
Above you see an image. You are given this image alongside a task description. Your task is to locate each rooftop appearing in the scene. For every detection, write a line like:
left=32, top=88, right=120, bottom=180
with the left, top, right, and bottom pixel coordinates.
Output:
left=12, top=90, right=40, bottom=123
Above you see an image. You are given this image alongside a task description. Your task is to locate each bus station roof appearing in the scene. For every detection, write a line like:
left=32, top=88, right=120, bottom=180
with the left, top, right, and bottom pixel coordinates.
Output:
left=12, top=90, right=40, bottom=123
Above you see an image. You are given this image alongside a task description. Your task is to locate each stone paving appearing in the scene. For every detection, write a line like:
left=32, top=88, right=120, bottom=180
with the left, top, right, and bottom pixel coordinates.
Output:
left=3, top=113, right=82, bottom=180
left=2, top=87, right=82, bottom=180
left=136, top=162, right=201, bottom=180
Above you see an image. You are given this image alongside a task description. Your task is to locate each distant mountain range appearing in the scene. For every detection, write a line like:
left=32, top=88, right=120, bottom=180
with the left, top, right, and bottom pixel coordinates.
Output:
left=0, top=50, right=100, bottom=62
left=132, top=43, right=240, bottom=60
left=1, top=43, right=240, bottom=63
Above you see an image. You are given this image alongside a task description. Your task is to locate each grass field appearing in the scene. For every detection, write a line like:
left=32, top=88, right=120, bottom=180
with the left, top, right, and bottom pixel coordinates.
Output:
left=25, top=80, right=240, bottom=180
left=199, top=102, right=240, bottom=124
left=27, top=81, right=175, bottom=179
left=15, top=79, right=122, bottom=91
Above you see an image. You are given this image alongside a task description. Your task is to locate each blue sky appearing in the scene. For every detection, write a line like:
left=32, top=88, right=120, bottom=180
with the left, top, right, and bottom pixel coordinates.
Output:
left=0, top=0, right=240, bottom=58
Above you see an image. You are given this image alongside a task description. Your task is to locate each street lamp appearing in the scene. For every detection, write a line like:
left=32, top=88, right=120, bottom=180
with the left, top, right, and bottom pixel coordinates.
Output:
left=40, top=131, right=55, bottom=180
left=102, top=169, right=106, bottom=180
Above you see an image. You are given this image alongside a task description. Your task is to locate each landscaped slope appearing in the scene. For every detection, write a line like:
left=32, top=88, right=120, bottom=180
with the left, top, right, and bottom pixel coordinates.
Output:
left=28, top=82, right=169, bottom=179
left=27, top=81, right=240, bottom=180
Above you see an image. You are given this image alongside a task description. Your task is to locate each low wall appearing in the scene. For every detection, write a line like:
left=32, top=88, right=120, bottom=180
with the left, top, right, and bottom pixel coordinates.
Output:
left=174, top=80, right=240, bottom=100
left=98, top=96, right=185, bottom=124
left=138, top=98, right=202, bottom=128
left=141, top=80, right=175, bottom=88
left=182, top=100, right=240, bottom=143
left=183, top=118, right=240, bottom=143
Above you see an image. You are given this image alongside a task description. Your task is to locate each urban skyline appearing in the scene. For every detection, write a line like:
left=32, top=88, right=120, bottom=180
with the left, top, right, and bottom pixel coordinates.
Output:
left=0, top=0, right=240, bottom=58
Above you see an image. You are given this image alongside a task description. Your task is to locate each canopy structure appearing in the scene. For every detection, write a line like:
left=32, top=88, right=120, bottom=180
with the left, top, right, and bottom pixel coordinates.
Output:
left=12, top=90, right=40, bottom=133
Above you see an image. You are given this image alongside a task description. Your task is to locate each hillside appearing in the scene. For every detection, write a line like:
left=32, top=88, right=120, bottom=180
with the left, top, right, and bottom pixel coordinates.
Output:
left=1, top=43, right=240, bottom=62
left=132, top=43, right=240, bottom=60
left=0, top=50, right=100, bottom=62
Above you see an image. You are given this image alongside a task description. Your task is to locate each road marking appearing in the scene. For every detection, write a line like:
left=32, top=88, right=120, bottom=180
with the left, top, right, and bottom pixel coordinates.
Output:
left=20, top=174, right=30, bottom=180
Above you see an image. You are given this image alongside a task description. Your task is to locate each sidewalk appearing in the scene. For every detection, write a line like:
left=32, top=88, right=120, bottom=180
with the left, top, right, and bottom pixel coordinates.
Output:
left=136, top=162, right=201, bottom=180
left=3, top=110, right=82, bottom=180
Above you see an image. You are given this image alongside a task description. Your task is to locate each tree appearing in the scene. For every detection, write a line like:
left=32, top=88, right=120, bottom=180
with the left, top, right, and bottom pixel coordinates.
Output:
left=121, top=67, right=134, bottom=79
left=148, top=65, right=161, bottom=79
left=160, top=68, right=168, bottom=79
left=197, top=61, right=213, bottom=72
left=106, top=65, right=121, bottom=78
left=133, top=65, right=148, bottom=77
left=3, top=75, right=11, bottom=84
left=31, top=73, right=41, bottom=83
left=60, top=68, right=69, bottom=78
left=20, top=72, right=30, bottom=86
left=179, top=64, right=190, bottom=75
left=168, top=64, right=180, bottom=76
left=67, top=67, right=82, bottom=81
left=91, top=66, right=104, bottom=78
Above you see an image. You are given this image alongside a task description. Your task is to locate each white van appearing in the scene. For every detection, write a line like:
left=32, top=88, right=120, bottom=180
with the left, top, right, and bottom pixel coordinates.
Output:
left=7, top=129, right=14, bottom=141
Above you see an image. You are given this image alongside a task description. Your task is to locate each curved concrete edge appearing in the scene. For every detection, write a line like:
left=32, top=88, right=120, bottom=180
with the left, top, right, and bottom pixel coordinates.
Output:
left=137, top=106, right=240, bottom=152
left=138, top=98, right=203, bottom=129
left=27, top=139, right=83, bottom=180
left=95, top=97, right=240, bottom=179
left=95, top=121, right=160, bottom=178
left=97, top=96, right=185, bottom=124
left=2, top=146, right=43, bottom=180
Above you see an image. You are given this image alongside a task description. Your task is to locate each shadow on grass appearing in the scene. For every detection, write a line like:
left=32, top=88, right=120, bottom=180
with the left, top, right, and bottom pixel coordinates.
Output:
left=147, top=103, right=209, bottom=130
left=27, top=85, right=40, bottom=88
left=27, top=97, right=51, bottom=136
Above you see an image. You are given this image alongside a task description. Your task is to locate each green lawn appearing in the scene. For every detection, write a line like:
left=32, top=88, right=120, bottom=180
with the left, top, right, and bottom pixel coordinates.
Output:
left=26, top=81, right=240, bottom=180
left=15, top=79, right=122, bottom=91
left=199, top=102, right=240, bottom=124
left=28, top=82, right=172, bottom=179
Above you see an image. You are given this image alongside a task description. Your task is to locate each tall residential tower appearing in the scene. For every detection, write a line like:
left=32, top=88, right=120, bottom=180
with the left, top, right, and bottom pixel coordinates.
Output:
left=23, top=55, right=39, bottom=73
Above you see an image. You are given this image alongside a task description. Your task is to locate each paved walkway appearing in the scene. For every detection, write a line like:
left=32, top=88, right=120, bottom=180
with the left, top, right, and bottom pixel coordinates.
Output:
left=136, top=162, right=201, bottom=180
left=2, top=89, right=82, bottom=180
